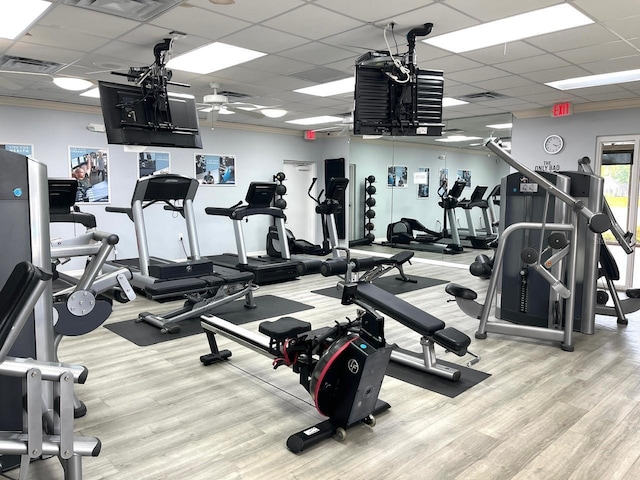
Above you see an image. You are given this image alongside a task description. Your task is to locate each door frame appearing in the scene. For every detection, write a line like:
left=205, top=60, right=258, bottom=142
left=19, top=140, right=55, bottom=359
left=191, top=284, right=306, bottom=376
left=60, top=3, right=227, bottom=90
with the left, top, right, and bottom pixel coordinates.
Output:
left=595, top=134, right=640, bottom=288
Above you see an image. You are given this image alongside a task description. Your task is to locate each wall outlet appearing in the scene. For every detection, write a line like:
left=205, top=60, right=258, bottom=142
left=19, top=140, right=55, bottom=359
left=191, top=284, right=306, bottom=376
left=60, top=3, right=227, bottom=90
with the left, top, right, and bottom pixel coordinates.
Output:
left=178, top=233, right=184, bottom=241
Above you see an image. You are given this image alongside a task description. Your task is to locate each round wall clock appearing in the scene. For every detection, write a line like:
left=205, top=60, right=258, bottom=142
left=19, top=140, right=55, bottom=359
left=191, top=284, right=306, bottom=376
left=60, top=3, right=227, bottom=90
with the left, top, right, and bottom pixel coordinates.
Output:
left=543, top=134, right=564, bottom=154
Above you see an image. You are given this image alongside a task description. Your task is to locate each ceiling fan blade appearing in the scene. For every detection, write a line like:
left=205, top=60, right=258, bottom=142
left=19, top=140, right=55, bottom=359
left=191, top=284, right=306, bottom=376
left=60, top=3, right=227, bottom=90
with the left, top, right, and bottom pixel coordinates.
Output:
left=225, top=105, right=264, bottom=119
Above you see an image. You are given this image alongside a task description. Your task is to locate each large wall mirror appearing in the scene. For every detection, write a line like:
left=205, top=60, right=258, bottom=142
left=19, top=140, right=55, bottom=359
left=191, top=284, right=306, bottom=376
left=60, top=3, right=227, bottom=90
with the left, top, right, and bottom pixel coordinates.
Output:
left=348, top=113, right=512, bottom=256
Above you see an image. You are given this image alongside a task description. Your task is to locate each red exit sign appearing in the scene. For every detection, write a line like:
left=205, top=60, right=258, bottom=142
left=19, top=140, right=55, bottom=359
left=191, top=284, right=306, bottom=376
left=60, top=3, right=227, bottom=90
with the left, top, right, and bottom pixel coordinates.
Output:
left=304, top=130, right=316, bottom=140
left=552, top=102, right=572, bottom=117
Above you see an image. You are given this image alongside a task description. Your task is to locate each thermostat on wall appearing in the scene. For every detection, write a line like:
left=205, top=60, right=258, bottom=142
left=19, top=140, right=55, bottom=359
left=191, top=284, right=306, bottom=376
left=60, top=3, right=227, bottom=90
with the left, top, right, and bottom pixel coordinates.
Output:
left=543, top=134, right=564, bottom=154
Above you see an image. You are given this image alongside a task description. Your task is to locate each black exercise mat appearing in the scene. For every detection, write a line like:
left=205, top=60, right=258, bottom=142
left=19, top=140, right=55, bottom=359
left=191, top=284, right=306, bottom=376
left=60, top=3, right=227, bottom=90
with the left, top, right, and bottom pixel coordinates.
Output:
left=385, top=356, right=490, bottom=398
left=311, top=275, right=447, bottom=299
left=105, top=295, right=314, bottom=347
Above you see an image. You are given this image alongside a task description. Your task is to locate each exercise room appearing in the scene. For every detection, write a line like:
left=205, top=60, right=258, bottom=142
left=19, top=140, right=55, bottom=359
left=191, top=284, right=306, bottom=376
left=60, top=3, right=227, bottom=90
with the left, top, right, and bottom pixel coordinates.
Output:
left=1, top=1, right=640, bottom=479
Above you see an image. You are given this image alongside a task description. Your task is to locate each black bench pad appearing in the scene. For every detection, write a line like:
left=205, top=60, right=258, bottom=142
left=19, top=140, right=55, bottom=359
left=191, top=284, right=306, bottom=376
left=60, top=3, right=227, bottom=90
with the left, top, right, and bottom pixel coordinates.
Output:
left=433, top=327, right=471, bottom=355
left=210, top=265, right=254, bottom=284
left=354, top=282, right=444, bottom=336
left=259, top=316, right=311, bottom=340
left=145, top=277, right=209, bottom=297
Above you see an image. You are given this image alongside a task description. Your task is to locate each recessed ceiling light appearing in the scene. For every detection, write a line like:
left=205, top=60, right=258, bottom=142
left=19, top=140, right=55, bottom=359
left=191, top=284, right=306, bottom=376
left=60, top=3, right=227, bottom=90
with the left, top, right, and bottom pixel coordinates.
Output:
left=486, top=123, right=512, bottom=129
left=261, top=109, right=287, bottom=118
left=546, top=69, right=640, bottom=90
left=80, top=87, right=100, bottom=98
left=442, top=97, right=468, bottom=107
left=286, top=116, right=343, bottom=126
left=53, top=77, right=93, bottom=91
left=0, top=0, right=51, bottom=40
left=435, top=135, right=482, bottom=143
left=294, top=78, right=354, bottom=97
left=167, top=42, right=266, bottom=74
left=423, top=4, right=593, bottom=53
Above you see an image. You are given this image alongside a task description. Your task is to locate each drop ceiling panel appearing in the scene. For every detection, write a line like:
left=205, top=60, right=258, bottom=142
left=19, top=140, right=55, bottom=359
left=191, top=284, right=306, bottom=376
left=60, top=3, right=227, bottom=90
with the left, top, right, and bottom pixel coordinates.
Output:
left=459, top=42, right=546, bottom=66
left=575, top=0, right=640, bottom=22
left=525, top=24, right=619, bottom=52
left=278, top=42, right=358, bottom=65
left=39, top=5, right=138, bottom=39
left=314, top=0, right=434, bottom=23
left=473, top=75, right=536, bottom=91
left=519, top=91, right=580, bottom=104
left=579, top=56, right=640, bottom=75
left=421, top=55, right=483, bottom=74
left=555, top=41, right=639, bottom=65
left=263, top=4, right=365, bottom=40
left=446, top=66, right=511, bottom=83
left=220, top=25, right=310, bottom=54
left=245, top=55, right=315, bottom=75
left=580, top=90, right=639, bottom=102
left=207, top=65, right=278, bottom=83
left=188, top=0, right=305, bottom=23
left=93, top=40, right=156, bottom=65
left=604, top=16, right=640, bottom=39
left=495, top=54, right=570, bottom=75
left=443, top=0, right=560, bottom=22
left=21, top=26, right=110, bottom=52
left=320, top=25, right=395, bottom=53
left=521, top=65, right=594, bottom=83
left=150, top=5, right=251, bottom=41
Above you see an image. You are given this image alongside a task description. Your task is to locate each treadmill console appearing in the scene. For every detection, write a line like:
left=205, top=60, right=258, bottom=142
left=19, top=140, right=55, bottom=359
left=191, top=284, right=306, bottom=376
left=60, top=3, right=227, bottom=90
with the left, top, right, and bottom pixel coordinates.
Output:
left=245, top=182, right=276, bottom=208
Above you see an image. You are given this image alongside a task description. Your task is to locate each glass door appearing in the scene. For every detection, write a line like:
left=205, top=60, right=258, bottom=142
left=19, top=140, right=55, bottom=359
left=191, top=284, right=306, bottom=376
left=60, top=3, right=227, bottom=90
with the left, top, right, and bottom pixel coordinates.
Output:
left=595, top=135, right=640, bottom=289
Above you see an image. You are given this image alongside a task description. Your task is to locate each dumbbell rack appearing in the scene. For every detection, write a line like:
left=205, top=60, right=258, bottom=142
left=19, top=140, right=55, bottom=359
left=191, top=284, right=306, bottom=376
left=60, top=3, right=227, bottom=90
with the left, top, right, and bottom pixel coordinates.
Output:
left=362, top=175, right=376, bottom=242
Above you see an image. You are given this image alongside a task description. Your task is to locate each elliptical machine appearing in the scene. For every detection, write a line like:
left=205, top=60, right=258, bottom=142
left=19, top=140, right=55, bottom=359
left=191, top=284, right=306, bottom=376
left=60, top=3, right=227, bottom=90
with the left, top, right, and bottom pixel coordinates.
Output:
left=267, top=176, right=347, bottom=258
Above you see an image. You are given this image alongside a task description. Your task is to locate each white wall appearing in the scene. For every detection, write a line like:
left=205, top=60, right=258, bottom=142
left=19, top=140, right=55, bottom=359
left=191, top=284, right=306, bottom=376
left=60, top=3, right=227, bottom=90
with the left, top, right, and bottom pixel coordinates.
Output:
left=0, top=104, right=324, bottom=266
left=348, top=138, right=508, bottom=238
left=512, top=107, right=640, bottom=171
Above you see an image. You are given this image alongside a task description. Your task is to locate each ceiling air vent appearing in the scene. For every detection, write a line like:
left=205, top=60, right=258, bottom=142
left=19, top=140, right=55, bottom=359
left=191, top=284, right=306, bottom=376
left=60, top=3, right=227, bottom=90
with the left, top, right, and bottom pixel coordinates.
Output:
left=459, top=91, right=508, bottom=101
left=63, top=0, right=183, bottom=22
left=0, top=55, right=63, bottom=74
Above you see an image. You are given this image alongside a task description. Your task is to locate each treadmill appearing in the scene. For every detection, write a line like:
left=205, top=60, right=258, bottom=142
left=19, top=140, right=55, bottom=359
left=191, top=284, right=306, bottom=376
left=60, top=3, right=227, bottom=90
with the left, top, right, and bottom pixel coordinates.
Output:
left=453, top=185, right=497, bottom=249
left=205, top=182, right=319, bottom=285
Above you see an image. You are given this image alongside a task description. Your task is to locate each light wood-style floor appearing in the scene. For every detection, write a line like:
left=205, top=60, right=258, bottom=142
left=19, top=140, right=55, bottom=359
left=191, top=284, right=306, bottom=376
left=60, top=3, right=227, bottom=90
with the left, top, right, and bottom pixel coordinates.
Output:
left=17, top=247, right=640, bottom=480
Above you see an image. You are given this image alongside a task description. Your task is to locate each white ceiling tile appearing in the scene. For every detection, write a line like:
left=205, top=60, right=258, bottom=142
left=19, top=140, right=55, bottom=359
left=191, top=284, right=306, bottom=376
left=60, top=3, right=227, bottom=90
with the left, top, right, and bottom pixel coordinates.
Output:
left=579, top=55, right=640, bottom=75
left=263, top=4, right=365, bottom=40
left=459, top=42, right=546, bottom=66
left=220, top=26, right=310, bottom=54
left=421, top=55, right=483, bottom=74
left=247, top=55, right=315, bottom=75
left=473, top=75, right=536, bottom=91
left=321, top=25, right=397, bottom=54
left=150, top=5, right=251, bottom=41
left=521, top=65, right=592, bottom=83
left=258, top=75, right=314, bottom=91
left=579, top=90, right=639, bottom=102
left=207, top=66, right=278, bottom=83
left=604, top=16, right=640, bottom=40
left=498, top=84, right=556, bottom=97
left=494, top=54, right=570, bottom=74
left=117, top=24, right=174, bottom=47
left=21, top=26, right=110, bottom=52
left=39, top=4, right=138, bottom=39
left=446, top=66, right=511, bottom=83
left=525, top=24, right=619, bottom=52
left=519, top=91, right=579, bottom=104
left=443, top=0, right=561, bottom=22
left=279, top=42, right=357, bottom=66
left=555, top=41, right=639, bottom=65
left=314, top=0, right=434, bottom=23
left=188, top=0, right=305, bottom=22
left=574, top=0, right=640, bottom=22
left=93, top=40, right=156, bottom=65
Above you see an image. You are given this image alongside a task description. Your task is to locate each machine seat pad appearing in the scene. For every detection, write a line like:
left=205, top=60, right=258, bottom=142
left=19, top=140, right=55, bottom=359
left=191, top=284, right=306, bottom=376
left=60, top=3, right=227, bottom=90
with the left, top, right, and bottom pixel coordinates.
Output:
left=445, top=283, right=478, bottom=300
left=199, top=276, right=226, bottom=288
left=355, top=282, right=445, bottom=336
left=627, top=289, right=640, bottom=299
left=145, top=277, right=208, bottom=296
left=259, top=317, right=311, bottom=341
left=433, top=327, right=471, bottom=355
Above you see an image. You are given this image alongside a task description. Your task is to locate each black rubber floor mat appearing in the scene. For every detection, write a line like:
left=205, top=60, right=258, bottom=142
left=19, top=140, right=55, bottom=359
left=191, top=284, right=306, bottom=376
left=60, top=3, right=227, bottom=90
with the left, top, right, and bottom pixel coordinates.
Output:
left=105, top=295, right=314, bottom=347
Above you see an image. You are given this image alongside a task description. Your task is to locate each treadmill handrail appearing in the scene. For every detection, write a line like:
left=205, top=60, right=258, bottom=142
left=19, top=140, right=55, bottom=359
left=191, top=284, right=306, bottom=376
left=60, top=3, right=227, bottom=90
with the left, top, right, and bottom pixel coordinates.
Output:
left=205, top=205, right=287, bottom=220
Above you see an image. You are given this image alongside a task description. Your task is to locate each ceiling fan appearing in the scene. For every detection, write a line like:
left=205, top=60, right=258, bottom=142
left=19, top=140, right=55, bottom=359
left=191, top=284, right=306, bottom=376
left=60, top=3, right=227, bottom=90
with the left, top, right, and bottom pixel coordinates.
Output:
left=198, top=83, right=286, bottom=123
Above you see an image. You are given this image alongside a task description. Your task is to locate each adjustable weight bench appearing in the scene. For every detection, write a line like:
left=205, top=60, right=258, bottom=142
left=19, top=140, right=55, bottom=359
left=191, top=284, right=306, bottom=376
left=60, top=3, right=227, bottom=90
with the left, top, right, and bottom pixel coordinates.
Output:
left=342, top=281, right=477, bottom=381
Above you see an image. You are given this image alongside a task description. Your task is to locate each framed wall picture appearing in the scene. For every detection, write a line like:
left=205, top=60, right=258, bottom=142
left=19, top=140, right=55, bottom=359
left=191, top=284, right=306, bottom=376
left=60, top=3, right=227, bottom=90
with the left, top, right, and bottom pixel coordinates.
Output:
left=0, top=143, right=34, bottom=158
left=438, top=168, right=448, bottom=196
left=195, top=154, right=236, bottom=185
left=387, top=165, right=408, bottom=188
left=457, top=169, right=472, bottom=188
left=416, top=167, right=429, bottom=198
left=69, top=146, right=109, bottom=203
left=138, top=151, right=170, bottom=177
